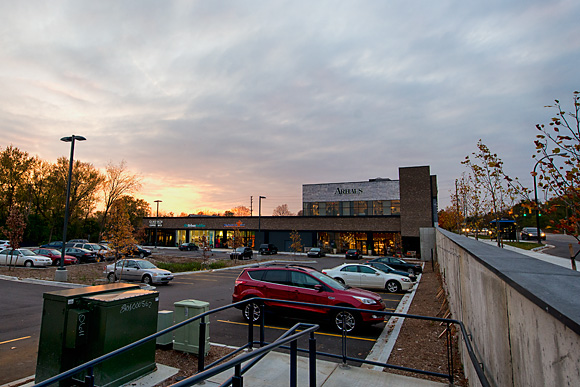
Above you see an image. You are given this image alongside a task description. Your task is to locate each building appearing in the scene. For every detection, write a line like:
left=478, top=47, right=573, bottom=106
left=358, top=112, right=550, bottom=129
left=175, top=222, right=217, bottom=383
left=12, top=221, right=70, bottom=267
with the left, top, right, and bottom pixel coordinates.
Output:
left=144, top=166, right=437, bottom=257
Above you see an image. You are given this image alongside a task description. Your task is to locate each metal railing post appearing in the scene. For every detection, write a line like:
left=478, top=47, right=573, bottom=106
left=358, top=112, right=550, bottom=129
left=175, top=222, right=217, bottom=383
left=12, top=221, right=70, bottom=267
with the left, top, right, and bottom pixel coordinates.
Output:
left=340, top=310, right=348, bottom=368
left=198, top=316, right=206, bottom=373
left=84, top=367, right=95, bottom=387
left=290, top=339, right=297, bottom=387
left=309, top=331, right=317, bottom=387
left=259, top=303, right=265, bottom=346
left=248, top=305, right=254, bottom=351
left=446, top=322, right=454, bottom=385
left=232, top=364, right=243, bottom=387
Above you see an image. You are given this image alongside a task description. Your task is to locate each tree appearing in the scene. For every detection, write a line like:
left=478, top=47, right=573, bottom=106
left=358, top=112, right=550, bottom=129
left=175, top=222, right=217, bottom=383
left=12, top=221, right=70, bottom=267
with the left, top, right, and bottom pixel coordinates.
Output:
left=273, top=204, right=295, bottom=216
left=289, top=230, right=303, bottom=257
left=104, top=201, right=137, bottom=269
left=462, top=140, right=518, bottom=246
left=0, top=206, right=27, bottom=269
left=438, top=206, right=462, bottom=232
left=0, top=146, right=34, bottom=225
left=231, top=206, right=250, bottom=216
left=534, top=91, right=580, bottom=240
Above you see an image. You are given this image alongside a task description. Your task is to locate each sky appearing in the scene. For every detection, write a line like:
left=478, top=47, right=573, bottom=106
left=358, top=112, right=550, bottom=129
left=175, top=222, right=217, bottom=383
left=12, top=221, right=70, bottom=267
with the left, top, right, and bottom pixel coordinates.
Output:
left=1, top=1, right=579, bottom=216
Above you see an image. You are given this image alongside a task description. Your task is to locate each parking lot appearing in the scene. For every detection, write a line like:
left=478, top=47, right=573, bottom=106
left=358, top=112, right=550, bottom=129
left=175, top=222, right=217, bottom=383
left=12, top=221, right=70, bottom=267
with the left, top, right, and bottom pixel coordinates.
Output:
left=0, top=251, right=410, bottom=385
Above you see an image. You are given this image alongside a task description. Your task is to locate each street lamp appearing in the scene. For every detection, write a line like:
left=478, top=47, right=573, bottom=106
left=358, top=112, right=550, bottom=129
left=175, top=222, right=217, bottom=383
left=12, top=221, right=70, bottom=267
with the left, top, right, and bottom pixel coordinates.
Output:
left=56, top=135, right=86, bottom=282
left=258, top=196, right=266, bottom=246
left=533, top=153, right=566, bottom=244
left=154, top=200, right=162, bottom=249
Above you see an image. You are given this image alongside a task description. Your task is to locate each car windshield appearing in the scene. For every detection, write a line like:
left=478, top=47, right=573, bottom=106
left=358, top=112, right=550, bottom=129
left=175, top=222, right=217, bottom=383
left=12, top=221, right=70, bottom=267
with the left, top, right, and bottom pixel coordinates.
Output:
left=138, top=261, right=158, bottom=269
left=311, top=248, right=320, bottom=252
left=21, top=249, right=36, bottom=256
left=369, top=262, right=394, bottom=272
left=48, top=249, right=61, bottom=254
left=310, top=270, right=348, bottom=290
left=236, top=247, right=245, bottom=252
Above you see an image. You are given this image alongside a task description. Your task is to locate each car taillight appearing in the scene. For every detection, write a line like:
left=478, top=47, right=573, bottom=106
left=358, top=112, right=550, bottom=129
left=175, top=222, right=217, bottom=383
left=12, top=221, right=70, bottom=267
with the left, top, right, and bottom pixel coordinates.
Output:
left=235, top=280, right=246, bottom=285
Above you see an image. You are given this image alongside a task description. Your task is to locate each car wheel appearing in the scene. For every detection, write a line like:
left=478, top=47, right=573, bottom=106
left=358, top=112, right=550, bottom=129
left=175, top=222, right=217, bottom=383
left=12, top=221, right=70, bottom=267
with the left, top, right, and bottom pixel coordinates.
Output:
left=407, top=268, right=414, bottom=274
left=107, top=273, right=117, bottom=283
left=24, top=260, right=33, bottom=268
left=139, top=252, right=145, bottom=258
left=333, top=310, right=359, bottom=333
left=54, top=259, right=61, bottom=266
left=335, top=277, right=345, bottom=285
left=142, top=275, right=152, bottom=285
left=242, top=300, right=261, bottom=323
left=386, top=280, right=401, bottom=293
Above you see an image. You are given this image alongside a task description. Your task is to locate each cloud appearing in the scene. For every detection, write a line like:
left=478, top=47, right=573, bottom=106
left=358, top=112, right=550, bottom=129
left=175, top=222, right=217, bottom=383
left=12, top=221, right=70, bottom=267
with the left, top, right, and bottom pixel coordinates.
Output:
left=0, top=0, right=578, bottom=214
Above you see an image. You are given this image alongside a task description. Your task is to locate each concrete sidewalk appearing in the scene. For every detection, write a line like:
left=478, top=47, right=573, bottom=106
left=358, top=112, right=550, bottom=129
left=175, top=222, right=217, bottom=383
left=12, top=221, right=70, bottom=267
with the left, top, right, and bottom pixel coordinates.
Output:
left=203, top=351, right=448, bottom=387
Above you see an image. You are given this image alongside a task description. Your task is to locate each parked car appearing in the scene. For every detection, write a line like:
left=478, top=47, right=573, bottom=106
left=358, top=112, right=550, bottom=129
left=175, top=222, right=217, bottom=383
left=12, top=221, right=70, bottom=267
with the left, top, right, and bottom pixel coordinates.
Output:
left=230, top=247, right=253, bottom=260
left=365, top=261, right=416, bottom=282
left=179, top=242, right=199, bottom=251
left=0, top=240, right=10, bottom=249
left=31, top=248, right=78, bottom=265
left=70, top=243, right=108, bottom=259
left=322, top=263, right=414, bottom=293
left=232, top=264, right=386, bottom=332
left=345, top=249, right=362, bottom=259
left=307, top=247, right=325, bottom=258
left=125, top=245, right=152, bottom=258
left=64, top=247, right=98, bottom=263
left=40, top=241, right=64, bottom=249
left=105, top=258, right=173, bottom=285
left=0, top=248, right=52, bottom=267
left=367, top=256, right=423, bottom=275
left=520, top=227, right=546, bottom=241
left=259, top=244, right=278, bottom=255
left=68, top=239, right=89, bottom=243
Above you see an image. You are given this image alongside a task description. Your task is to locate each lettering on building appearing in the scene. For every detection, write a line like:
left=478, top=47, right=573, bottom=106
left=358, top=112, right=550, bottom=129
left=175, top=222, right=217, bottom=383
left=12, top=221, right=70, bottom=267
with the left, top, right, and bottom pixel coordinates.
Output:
left=335, top=188, right=363, bottom=195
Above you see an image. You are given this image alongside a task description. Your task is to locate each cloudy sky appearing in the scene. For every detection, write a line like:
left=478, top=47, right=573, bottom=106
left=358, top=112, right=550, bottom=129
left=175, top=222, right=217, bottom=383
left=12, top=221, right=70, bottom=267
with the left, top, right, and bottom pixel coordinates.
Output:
left=1, top=1, right=579, bottom=215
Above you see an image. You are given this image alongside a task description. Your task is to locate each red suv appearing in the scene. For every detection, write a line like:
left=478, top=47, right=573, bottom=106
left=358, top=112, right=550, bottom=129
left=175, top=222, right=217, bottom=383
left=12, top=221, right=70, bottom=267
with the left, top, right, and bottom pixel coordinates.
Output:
left=232, top=264, right=386, bottom=332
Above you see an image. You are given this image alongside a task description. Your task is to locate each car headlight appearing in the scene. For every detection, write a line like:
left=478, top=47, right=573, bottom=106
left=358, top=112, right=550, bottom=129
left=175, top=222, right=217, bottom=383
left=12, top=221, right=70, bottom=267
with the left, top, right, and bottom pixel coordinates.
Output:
left=353, top=296, right=376, bottom=305
left=401, top=278, right=411, bottom=282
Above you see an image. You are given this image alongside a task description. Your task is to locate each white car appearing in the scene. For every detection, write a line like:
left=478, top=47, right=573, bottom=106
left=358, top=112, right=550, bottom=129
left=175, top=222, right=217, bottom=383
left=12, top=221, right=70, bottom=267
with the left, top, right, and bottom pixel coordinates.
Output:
left=105, top=258, right=173, bottom=285
left=0, top=248, right=53, bottom=267
left=322, top=263, right=414, bottom=293
left=0, top=240, right=10, bottom=249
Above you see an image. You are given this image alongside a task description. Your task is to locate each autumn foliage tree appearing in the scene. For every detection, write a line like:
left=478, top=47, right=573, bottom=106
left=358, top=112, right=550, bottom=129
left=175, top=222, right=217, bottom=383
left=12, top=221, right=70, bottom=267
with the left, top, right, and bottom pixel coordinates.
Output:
left=104, top=201, right=137, bottom=263
left=534, top=91, right=580, bottom=240
left=0, top=206, right=27, bottom=270
left=273, top=204, right=294, bottom=216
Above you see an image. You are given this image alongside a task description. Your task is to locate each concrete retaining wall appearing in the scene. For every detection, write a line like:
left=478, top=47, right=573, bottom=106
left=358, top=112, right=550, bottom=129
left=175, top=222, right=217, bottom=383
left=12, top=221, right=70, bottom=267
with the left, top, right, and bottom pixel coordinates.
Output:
left=436, top=228, right=580, bottom=387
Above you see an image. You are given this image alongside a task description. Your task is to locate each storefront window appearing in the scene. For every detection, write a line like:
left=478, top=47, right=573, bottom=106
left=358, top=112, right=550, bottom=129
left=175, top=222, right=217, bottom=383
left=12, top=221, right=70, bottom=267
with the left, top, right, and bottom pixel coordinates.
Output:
left=326, top=202, right=339, bottom=216
left=391, top=200, right=400, bottom=215
left=340, top=202, right=352, bottom=216
left=372, top=201, right=383, bottom=215
left=353, top=201, right=368, bottom=216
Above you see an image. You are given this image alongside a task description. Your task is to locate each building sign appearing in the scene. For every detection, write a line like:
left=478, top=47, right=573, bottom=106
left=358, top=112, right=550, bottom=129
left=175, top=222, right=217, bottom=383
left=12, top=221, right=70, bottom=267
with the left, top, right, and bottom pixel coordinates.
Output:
left=184, top=224, right=206, bottom=228
left=224, top=220, right=246, bottom=228
left=335, top=188, right=363, bottom=195
left=148, top=220, right=163, bottom=227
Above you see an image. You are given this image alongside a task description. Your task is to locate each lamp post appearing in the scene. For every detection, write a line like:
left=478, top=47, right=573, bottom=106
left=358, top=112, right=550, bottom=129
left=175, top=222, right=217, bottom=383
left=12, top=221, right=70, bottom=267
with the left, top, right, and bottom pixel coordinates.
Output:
left=532, top=153, right=566, bottom=244
left=154, top=200, right=162, bottom=249
left=56, top=135, right=86, bottom=282
left=258, top=196, right=266, bottom=246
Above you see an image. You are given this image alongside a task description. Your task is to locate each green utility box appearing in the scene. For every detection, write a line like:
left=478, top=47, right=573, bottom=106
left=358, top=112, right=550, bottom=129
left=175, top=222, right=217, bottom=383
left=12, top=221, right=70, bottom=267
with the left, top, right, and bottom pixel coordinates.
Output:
left=157, top=310, right=174, bottom=346
left=173, top=300, right=210, bottom=355
left=35, top=283, right=159, bottom=387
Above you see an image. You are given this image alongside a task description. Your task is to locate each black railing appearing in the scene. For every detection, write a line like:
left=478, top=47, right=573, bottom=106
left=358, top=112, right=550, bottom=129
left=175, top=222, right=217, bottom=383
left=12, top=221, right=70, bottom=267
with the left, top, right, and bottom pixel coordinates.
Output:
left=33, top=298, right=490, bottom=387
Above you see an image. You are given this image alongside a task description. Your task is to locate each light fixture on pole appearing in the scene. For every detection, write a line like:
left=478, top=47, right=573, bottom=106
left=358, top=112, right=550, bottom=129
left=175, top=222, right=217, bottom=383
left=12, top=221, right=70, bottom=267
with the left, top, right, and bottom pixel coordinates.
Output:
left=154, top=200, right=162, bottom=249
left=258, top=196, right=266, bottom=246
left=56, top=135, right=86, bottom=282
left=532, top=153, right=566, bottom=244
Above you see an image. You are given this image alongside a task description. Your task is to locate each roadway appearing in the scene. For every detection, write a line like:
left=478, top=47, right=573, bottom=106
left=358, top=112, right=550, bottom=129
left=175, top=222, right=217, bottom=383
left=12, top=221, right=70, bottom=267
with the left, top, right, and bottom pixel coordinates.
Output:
left=0, top=253, right=407, bottom=385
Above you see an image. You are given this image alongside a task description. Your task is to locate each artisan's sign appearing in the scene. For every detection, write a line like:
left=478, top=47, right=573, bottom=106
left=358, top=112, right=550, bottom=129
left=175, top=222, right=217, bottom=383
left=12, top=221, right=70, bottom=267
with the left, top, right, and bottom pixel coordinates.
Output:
left=335, top=188, right=363, bottom=195
left=184, top=224, right=206, bottom=228
left=224, top=220, right=246, bottom=228
left=148, top=220, right=163, bottom=227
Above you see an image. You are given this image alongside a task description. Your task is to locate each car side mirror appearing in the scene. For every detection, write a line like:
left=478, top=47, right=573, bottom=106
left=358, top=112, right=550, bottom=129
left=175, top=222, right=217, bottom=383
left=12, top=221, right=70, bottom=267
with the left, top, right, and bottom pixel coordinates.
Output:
left=314, top=284, right=323, bottom=292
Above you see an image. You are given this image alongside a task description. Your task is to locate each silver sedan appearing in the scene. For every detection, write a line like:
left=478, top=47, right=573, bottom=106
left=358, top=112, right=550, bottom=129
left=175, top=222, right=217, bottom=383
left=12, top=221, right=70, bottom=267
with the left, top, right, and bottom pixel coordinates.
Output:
left=104, top=258, right=173, bottom=285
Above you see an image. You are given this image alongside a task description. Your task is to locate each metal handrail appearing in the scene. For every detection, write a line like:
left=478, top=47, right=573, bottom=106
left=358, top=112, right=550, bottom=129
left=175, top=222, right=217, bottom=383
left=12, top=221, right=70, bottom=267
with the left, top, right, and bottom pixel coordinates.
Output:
left=33, top=298, right=490, bottom=387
